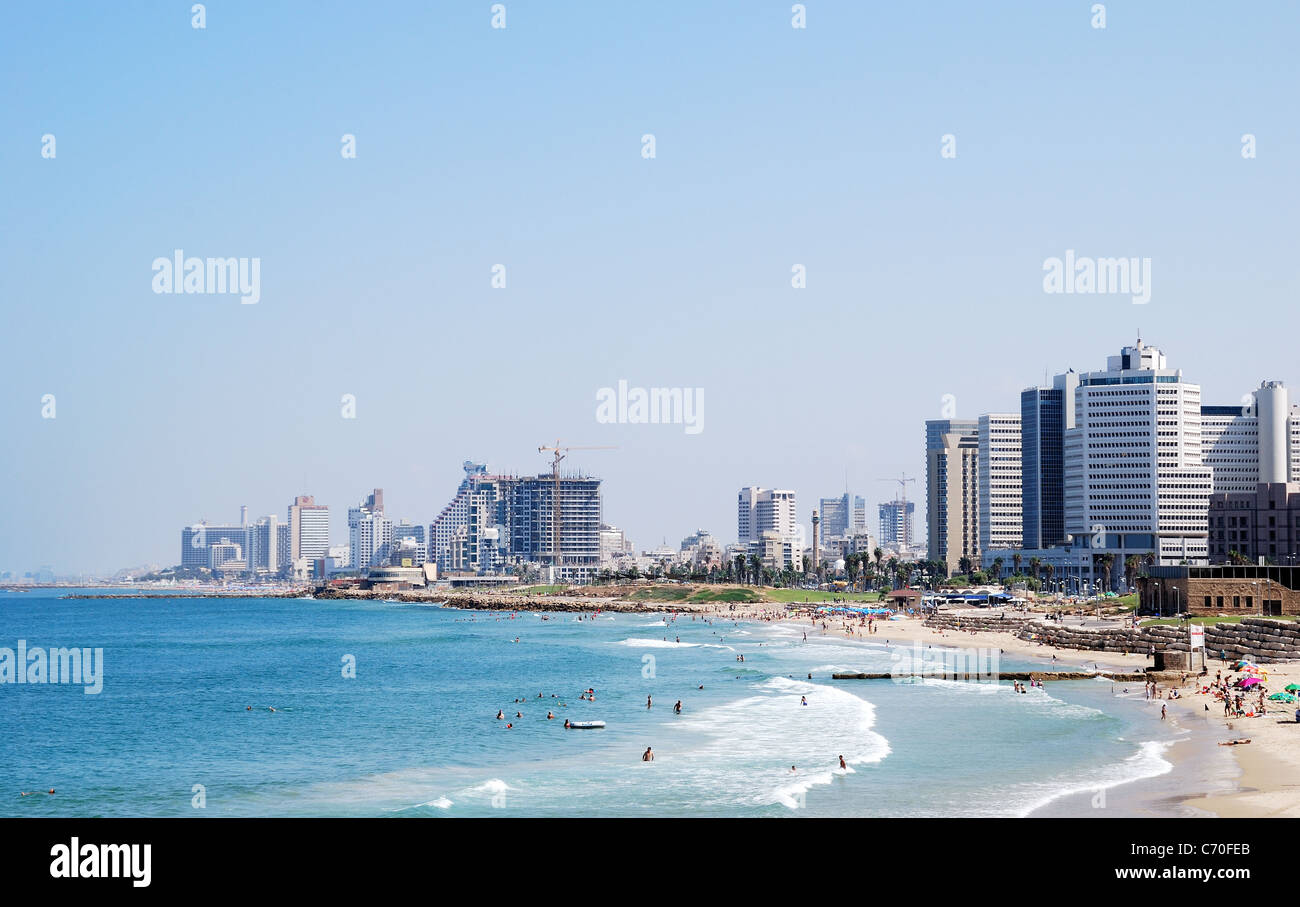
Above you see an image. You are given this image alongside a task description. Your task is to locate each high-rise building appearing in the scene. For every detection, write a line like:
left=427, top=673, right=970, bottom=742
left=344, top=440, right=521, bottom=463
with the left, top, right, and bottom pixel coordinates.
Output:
left=1063, top=339, right=1211, bottom=566
left=878, top=500, right=915, bottom=548
left=509, top=474, right=603, bottom=582
left=1021, top=373, right=1075, bottom=549
left=181, top=519, right=248, bottom=569
left=819, top=493, right=866, bottom=538
left=737, top=487, right=797, bottom=542
left=978, top=412, right=1023, bottom=554
left=429, top=461, right=604, bottom=582
left=349, top=489, right=393, bottom=570
left=926, top=418, right=979, bottom=575
left=430, top=462, right=513, bottom=574
left=288, top=495, right=330, bottom=565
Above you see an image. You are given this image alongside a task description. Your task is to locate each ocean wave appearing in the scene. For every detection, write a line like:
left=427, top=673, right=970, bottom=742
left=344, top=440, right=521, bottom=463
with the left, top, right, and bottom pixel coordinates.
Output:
left=616, top=637, right=734, bottom=651
left=675, top=675, right=891, bottom=811
left=1011, top=740, right=1174, bottom=817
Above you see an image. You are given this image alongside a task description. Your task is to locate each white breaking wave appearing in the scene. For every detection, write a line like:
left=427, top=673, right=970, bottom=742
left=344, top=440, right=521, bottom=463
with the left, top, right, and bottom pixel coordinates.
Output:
left=673, top=674, right=891, bottom=811
left=616, top=637, right=734, bottom=651
left=1010, top=740, right=1174, bottom=817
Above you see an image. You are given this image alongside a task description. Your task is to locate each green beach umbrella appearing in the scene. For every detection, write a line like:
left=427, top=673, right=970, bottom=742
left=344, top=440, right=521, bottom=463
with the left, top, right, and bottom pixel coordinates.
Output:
left=1268, top=692, right=1298, bottom=702
left=1286, top=684, right=1300, bottom=693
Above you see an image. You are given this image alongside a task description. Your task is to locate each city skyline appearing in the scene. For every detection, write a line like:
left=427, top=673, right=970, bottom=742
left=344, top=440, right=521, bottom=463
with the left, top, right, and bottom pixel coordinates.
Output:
left=4, top=3, right=1299, bottom=574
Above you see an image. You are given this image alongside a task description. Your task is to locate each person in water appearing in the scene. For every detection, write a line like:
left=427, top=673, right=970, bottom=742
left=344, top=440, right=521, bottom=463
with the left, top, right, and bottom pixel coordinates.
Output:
left=646, top=695, right=652, bottom=709
left=547, top=711, right=555, bottom=720
left=642, top=747, right=654, bottom=762
left=496, top=710, right=505, bottom=720
left=673, top=700, right=682, bottom=714
left=839, top=755, right=846, bottom=770
left=800, top=695, right=808, bottom=706
left=564, top=718, right=571, bottom=728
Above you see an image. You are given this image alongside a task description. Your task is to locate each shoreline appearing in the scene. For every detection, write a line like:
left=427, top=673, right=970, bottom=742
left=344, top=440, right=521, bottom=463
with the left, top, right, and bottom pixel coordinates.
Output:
left=59, top=585, right=1300, bottom=817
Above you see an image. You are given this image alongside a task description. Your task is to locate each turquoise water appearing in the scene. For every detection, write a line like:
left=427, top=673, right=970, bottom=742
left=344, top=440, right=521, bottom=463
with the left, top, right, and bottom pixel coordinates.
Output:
left=0, top=590, right=1180, bottom=817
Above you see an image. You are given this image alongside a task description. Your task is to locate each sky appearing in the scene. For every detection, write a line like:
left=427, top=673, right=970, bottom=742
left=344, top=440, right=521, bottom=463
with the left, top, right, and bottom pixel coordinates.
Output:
left=2, top=1, right=1298, bottom=575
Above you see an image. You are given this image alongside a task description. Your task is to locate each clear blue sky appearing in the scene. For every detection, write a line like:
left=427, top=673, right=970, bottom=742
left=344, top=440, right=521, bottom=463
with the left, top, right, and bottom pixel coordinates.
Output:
left=2, top=1, right=1298, bottom=574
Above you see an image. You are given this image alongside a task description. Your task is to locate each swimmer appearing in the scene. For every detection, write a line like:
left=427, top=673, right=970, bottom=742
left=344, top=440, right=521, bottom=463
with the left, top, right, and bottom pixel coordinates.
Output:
left=839, top=755, right=846, bottom=770
left=646, top=695, right=652, bottom=709
left=642, top=747, right=654, bottom=762
left=800, top=695, right=808, bottom=706
left=547, top=711, right=555, bottom=720
left=673, top=700, right=682, bottom=714
left=496, top=710, right=505, bottom=720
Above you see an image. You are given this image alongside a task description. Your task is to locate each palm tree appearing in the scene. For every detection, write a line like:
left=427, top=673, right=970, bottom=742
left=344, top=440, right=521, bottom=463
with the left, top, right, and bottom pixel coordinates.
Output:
left=1012, top=552, right=1023, bottom=577
left=1029, top=557, right=1041, bottom=583
left=748, top=554, right=763, bottom=587
left=873, top=547, right=884, bottom=576
left=1124, top=554, right=1140, bottom=591
left=1043, top=562, right=1055, bottom=592
left=991, top=557, right=1004, bottom=584
left=1100, top=552, right=1115, bottom=593
left=734, top=555, right=747, bottom=585
left=958, top=556, right=973, bottom=578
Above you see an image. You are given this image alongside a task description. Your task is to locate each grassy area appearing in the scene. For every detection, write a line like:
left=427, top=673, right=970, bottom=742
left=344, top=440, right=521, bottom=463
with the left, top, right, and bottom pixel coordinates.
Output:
left=687, top=588, right=762, bottom=604
left=1144, top=614, right=1300, bottom=626
left=516, top=585, right=567, bottom=595
left=626, top=587, right=692, bottom=602
left=761, top=588, right=887, bottom=604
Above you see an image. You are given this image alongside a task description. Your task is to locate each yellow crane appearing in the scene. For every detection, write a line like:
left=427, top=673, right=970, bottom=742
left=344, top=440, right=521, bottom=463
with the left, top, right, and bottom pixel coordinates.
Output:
left=537, top=441, right=616, bottom=574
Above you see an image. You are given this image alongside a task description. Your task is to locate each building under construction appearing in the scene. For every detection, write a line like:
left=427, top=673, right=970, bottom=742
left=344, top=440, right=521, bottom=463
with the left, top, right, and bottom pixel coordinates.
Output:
left=429, top=460, right=603, bottom=583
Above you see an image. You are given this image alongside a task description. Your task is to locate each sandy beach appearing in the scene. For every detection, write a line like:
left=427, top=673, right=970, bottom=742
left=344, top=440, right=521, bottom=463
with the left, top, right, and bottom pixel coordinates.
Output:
left=700, top=602, right=1300, bottom=818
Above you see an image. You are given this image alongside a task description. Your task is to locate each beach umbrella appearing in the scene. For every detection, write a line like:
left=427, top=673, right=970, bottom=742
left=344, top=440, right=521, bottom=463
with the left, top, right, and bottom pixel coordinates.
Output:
left=1268, top=692, right=1298, bottom=702
left=1286, top=684, right=1300, bottom=693
left=1240, top=677, right=1262, bottom=687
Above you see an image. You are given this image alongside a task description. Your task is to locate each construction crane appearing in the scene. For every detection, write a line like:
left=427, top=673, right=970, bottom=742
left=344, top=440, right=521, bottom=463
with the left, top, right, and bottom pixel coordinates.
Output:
left=537, top=441, right=616, bottom=576
left=878, top=473, right=916, bottom=506
left=877, top=473, right=917, bottom=547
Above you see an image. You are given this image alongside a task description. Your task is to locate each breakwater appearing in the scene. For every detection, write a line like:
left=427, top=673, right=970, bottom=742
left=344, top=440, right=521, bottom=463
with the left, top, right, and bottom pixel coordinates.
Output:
left=924, top=612, right=1300, bottom=664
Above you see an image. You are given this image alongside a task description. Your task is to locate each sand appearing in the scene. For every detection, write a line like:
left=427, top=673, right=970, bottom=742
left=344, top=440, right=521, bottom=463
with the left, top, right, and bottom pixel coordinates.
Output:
left=701, top=602, right=1300, bottom=817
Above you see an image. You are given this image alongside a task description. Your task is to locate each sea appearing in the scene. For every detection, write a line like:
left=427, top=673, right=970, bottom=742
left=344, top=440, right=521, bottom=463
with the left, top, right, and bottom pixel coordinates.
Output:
left=0, top=588, right=1193, bottom=818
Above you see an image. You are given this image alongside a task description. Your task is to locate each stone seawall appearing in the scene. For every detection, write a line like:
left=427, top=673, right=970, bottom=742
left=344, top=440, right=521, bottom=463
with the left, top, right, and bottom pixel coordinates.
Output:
left=924, top=612, right=1300, bottom=663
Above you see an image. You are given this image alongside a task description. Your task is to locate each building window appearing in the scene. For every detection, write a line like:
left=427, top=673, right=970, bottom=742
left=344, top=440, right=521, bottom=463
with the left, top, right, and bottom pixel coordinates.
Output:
left=1216, top=596, right=1224, bottom=608
left=1233, top=596, right=1240, bottom=608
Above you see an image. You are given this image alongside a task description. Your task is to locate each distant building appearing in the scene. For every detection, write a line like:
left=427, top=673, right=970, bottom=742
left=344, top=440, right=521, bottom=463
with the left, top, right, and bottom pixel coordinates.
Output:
left=926, top=418, right=979, bottom=575
left=878, top=500, right=914, bottom=549
left=818, top=493, right=866, bottom=538
left=1021, top=375, right=1073, bottom=549
left=288, top=495, right=330, bottom=565
left=429, top=461, right=604, bottom=583
left=1208, top=482, right=1300, bottom=565
left=978, top=412, right=1022, bottom=554
left=349, top=489, right=393, bottom=570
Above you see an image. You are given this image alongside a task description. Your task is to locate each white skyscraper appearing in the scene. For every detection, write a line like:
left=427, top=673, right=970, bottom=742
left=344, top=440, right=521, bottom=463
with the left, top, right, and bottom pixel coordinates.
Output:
left=978, top=412, right=1022, bottom=554
left=1063, top=340, right=1211, bottom=566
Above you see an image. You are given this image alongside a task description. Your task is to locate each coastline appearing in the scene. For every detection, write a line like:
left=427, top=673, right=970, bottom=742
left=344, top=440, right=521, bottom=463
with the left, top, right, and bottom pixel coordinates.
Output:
left=61, top=585, right=1300, bottom=817
left=701, top=604, right=1298, bottom=818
